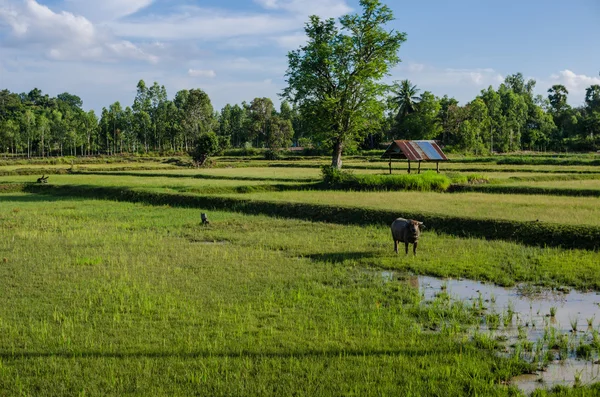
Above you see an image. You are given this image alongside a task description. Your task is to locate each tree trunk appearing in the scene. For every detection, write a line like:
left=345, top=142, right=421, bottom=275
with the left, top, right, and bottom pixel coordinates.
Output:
left=331, top=139, right=343, bottom=169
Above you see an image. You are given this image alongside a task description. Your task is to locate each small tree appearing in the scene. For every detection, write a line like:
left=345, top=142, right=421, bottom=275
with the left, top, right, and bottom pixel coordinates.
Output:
left=189, top=131, right=219, bottom=167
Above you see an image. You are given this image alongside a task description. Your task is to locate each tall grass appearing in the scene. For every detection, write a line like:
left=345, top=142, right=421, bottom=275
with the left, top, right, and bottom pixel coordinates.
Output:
left=322, top=167, right=452, bottom=192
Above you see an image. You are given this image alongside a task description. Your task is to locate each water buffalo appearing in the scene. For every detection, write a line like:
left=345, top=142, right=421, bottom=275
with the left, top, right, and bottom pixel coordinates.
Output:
left=391, top=218, right=423, bottom=255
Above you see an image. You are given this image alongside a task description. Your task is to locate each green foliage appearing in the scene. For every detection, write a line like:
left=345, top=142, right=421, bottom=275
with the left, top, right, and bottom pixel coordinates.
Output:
left=321, top=165, right=347, bottom=185
left=264, top=149, right=282, bottom=160
left=189, top=131, right=219, bottom=167
left=446, top=172, right=490, bottom=184
left=283, top=0, right=406, bottom=168
left=322, top=167, right=452, bottom=191
left=394, top=91, right=442, bottom=140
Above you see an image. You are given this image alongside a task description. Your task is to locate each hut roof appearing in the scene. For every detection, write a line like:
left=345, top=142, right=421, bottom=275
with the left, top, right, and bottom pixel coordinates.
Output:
left=381, top=140, right=449, bottom=161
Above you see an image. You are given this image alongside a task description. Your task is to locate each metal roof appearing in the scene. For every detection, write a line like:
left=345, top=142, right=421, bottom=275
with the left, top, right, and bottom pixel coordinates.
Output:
left=381, top=140, right=449, bottom=161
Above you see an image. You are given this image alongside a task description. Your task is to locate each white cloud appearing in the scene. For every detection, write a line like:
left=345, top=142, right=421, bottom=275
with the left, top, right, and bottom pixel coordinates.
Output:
left=0, top=0, right=158, bottom=63
left=222, top=57, right=287, bottom=75
left=406, top=63, right=425, bottom=73
left=110, top=9, right=298, bottom=41
left=274, top=32, right=307, bottom=50
left=64, top=0, right=153, bottom=22
left=188, top=69, right=216, bottom=78
left=1, top=0, right=96, bottom=44
left=394, top=63, right=504, bottom=88
left=254, top=0, right=351, bottom=19
left=110, top=0, right=351, bottom=42
left=550, top=70, right=600, bottom=93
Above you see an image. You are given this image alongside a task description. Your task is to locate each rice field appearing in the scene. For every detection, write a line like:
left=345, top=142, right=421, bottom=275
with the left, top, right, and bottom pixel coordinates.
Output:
left=219, top=190, right=600, bottom=227
left=502, top=179, right=600, bottom=190
left=0, top=174, right=301, bottom=195
left=2, top=154, right=600, bottom=396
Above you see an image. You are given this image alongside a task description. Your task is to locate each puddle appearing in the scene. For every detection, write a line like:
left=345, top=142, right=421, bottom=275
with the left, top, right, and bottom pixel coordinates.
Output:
left=418, top=276, right=600, bottom=337
left=381, top=272, right=600, bottom=393
left=513, top=361, right=600, bottom=394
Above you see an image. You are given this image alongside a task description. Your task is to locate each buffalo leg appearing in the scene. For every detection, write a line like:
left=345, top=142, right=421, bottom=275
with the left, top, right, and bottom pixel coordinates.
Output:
left=394, top=240, right=398, bottom=254
left=405, top=242, right=409, bottom=255
left=413, top=241, right=418, bottom=255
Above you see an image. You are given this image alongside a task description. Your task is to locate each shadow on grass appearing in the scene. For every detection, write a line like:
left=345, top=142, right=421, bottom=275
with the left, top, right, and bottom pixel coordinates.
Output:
left=0, top=346, right=457, bottom=360
left=76, top=170, right=321, bottom=184
left=306, top=251, right=380, bottom=264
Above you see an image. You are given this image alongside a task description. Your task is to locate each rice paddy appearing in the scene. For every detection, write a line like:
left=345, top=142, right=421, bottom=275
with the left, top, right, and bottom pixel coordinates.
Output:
left=1, top=154, right=600, bottom=396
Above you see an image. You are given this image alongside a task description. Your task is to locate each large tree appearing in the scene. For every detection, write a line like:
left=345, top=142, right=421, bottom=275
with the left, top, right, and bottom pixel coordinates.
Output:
left=283, top=0, right=406, bottom=169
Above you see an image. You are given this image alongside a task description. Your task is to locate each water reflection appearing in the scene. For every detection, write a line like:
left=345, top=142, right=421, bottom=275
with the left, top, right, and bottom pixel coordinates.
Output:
left=384, top=272, right=600, bottom=393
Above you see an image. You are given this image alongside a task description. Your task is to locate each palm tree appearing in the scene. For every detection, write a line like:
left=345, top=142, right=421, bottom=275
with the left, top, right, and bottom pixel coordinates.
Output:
left=392, top=80, right=421, bottom=121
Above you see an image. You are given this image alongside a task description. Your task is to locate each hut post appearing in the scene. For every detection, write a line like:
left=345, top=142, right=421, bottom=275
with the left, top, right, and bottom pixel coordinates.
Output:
left=436, top=161, right=440, bottom=173
left=418, top=161, right=421, bottom=174
left=389, top=155, right=392, bottom=174
left=407, top=160, right=411, bottom=174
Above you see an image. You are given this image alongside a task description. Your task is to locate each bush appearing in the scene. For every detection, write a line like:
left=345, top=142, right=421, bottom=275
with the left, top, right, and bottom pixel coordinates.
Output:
left=264, top=150, right=282, bottom=160
left=446, top=172, right=489, bottom=185
left=321, top=167, right=452, bottom=192
left=321, top=166, right=349, bottom=185
left=189, top=132, right=219, bottom=167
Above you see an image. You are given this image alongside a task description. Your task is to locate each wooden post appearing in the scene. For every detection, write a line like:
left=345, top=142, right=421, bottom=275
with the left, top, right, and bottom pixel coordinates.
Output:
left=389, top=155, right=392, bottom=174
left=418, top=161, right=421, bottom=174
left=436, top=161, right=440, bottom=173
left=407, top=160, right=411, bottom=174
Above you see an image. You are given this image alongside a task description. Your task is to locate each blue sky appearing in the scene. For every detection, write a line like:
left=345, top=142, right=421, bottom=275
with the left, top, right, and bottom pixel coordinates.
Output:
left=1, top=0, right=599, bottom=113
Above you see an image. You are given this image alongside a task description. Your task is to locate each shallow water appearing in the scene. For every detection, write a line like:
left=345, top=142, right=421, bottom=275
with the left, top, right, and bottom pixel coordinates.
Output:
left=382, top=272, right=600, bottom=394
left=417, top=276, right=600, bottom=336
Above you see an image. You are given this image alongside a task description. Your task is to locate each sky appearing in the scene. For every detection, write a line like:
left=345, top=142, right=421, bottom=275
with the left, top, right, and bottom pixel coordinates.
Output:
left=1, top=0, right=599, bottom=114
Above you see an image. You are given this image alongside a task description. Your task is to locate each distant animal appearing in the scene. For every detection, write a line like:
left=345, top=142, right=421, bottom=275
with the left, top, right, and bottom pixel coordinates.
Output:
left=36, top=175, right=49, bottom=184
left=391, top=218, right=424, bottom=255
left=201, top=213, right=210, bottom=225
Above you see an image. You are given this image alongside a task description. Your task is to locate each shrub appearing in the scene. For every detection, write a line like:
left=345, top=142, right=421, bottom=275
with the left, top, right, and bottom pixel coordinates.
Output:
left=321, top=168, right=452, bottom=192
left=189, top=132, right=219, bottom=167
left=264, top=149, right=282, bottom=160
left=321, top=166, right=352, bottom=186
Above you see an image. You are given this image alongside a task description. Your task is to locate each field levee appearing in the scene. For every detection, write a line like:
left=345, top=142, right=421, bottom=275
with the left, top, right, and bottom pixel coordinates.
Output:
left=13, top=183, right=600, bottom=251
left=449, top=184, right=600, bottom=197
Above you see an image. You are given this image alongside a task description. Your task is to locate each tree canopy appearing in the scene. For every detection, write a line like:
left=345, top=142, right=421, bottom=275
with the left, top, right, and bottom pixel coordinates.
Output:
left=282, top=0, right=406, bottom=168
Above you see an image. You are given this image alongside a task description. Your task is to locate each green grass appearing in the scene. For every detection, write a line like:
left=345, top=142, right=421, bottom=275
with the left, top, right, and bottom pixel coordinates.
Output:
left=507, top=179, right=600, bottom=190
left=131, top=166, right=324, bottom=180
left=324, top=169, right=453, bottom=192
left=0, top=174, right=308, bottom=195
left=0, top=194, right=540, bottom=396
left=219, top=190, right=600, bottom=227
left=3, top=157, right=600, bottom=394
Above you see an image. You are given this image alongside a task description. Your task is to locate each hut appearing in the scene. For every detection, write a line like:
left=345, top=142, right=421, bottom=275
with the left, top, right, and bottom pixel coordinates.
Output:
left=381, top=140, right=448, bottom=174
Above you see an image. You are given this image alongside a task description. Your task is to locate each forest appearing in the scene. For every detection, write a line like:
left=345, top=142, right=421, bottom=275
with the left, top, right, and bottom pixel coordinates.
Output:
left=1, top=73, right=599, bottom=158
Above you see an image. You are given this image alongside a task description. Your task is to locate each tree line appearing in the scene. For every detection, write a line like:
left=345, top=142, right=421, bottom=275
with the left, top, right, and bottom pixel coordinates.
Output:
left=1, top=76, right=598, bottom=160
left=389, top=75, right=600, bottom=154
left=0, top=1, right=598, bottom=162
left=0, top=81, right=297, bottom=158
